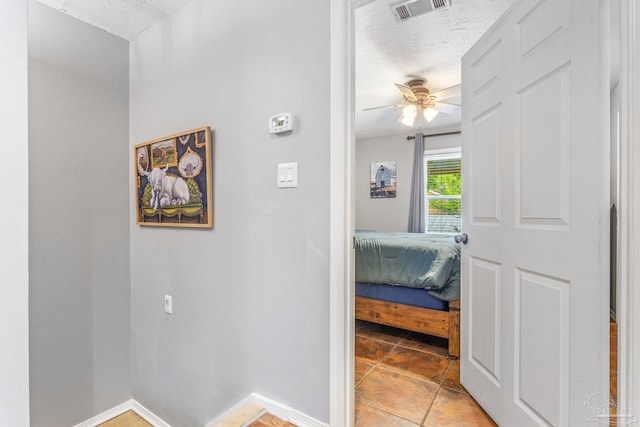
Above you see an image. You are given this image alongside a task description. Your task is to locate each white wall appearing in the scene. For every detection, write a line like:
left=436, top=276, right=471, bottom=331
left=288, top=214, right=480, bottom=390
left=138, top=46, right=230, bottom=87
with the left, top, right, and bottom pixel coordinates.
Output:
left=28, top=3, right=131, bottom=426
left=0, top=1, right=29, bottom=426
left=129, top=1, right=330, bottom=425
left=356, top=132, right=461, bottom=231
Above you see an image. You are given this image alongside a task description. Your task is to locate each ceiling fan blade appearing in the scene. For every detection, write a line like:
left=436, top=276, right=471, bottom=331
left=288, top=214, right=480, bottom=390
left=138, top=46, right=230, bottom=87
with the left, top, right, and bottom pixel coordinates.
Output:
left=437, top=100, right=462, bottom=107
left=363, top=104, right=403, bottom=111
left=431, top=83, right=461, bottom=100
left=435, top=102, right=461, bottom=114
left=394, top=83, right=418, bottom=102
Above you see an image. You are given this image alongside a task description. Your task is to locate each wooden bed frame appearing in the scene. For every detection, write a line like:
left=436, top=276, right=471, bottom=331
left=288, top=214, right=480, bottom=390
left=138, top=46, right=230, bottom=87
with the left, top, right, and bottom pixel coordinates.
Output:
left=355, top=296, right=460, bottom=358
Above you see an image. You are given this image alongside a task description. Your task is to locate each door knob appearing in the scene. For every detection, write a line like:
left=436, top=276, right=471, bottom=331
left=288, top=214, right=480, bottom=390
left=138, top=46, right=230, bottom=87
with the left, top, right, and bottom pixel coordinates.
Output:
left=455, top=233, right=468, bottom=245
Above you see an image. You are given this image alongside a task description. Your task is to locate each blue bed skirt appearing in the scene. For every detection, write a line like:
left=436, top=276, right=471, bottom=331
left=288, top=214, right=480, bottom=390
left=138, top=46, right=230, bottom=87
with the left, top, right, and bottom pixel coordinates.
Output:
left=355, top=282, right=449, bottom=312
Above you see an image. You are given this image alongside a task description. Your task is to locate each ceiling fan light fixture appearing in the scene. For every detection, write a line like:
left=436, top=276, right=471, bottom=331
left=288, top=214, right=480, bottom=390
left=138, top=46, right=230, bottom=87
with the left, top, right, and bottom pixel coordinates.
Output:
left=401, top=114, right=416, bottom=126
left=402, top=104, right=417, bottom=117
left=400, top=104, right=418, bottom=126
left=424, top=107, right=439, bottom=122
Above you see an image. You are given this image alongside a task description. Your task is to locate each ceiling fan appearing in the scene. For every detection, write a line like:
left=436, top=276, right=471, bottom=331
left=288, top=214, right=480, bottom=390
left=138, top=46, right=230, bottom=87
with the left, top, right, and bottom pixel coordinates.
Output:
left=364, top=78, right=461, bottom=127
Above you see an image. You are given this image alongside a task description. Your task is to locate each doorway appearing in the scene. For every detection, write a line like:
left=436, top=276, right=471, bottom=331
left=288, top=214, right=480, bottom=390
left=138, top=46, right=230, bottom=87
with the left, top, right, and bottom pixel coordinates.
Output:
left=329, top=0, right=628, bottom=426
left=351, top=1, right=512, bottom=424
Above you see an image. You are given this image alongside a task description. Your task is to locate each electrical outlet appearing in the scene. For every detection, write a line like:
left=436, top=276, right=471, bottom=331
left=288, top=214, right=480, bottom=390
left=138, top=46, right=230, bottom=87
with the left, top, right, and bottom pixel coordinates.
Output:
left=164, top=294, right=173, bottom=314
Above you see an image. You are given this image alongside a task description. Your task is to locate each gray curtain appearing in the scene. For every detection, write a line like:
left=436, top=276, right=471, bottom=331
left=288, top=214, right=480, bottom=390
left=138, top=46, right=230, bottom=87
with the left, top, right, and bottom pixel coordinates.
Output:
left=407, top=132, right=425, bottom=233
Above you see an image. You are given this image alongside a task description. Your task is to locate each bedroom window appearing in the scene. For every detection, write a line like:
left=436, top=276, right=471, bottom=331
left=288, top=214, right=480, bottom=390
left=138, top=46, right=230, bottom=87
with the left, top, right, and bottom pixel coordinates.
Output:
left=424, top=150, right=461, bottom=234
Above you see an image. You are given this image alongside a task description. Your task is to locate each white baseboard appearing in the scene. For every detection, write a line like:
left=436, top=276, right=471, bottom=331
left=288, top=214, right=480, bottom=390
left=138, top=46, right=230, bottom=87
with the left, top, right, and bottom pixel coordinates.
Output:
left=132, top=399, right=171, bottom=427
left=204, top=395, right=263, bottom=427
left=205, top=393, right=328, bottom=427
left=289, top=409, right=329, bottom=427
left=72, top=399, right=170, bottom=427
left=74, top=394, right=325, bottom=427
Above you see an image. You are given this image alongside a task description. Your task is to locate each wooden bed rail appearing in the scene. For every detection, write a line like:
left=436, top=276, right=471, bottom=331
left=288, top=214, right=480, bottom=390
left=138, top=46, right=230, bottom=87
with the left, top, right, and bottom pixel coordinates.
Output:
left=355, top=296, right=461, bottom=358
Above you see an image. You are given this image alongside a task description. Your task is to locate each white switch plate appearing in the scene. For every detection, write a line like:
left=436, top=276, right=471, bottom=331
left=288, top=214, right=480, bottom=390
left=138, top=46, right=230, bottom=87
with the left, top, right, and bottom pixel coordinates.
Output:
left=164, top=294, right=173, bottom=314
left=277, top=162, right=298, bottom=188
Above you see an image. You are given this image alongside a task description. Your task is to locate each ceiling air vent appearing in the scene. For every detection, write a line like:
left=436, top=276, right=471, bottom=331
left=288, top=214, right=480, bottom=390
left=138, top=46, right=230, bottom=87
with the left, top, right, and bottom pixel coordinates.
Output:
left=392, top=0, right=451, bottom=23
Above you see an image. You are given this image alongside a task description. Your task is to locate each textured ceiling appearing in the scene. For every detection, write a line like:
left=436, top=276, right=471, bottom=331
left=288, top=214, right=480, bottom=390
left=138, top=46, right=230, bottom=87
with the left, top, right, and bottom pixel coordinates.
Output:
left=356, top=0, right=515, bottom=139
left=34, top=0, right=527, bottom=138
left=35, top=0, right=192, bottom=40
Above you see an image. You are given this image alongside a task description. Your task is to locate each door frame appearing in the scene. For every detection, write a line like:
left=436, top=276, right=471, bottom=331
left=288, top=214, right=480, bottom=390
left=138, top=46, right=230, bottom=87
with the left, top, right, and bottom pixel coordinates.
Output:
left=329, top=0, right=357, bottom=425
left=617, top=0, right=640, bottom=417
left=329, top=1, right=640, bottom=426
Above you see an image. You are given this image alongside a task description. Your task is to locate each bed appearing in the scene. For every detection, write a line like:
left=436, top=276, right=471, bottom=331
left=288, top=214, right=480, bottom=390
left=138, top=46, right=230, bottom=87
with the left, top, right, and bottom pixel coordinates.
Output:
left=354, top=230, right=461, bottom=358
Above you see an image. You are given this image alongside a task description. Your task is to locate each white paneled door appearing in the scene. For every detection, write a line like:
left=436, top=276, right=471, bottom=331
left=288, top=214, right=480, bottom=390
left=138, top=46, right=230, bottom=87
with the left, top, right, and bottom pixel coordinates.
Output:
left=460, top=0, right=608, bottom=425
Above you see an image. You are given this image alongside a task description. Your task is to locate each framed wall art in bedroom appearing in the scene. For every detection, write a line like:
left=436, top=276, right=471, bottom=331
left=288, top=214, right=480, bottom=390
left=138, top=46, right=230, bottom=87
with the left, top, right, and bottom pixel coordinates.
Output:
left=370, top=161, right=396, bottom=199
left=134, top=126, right=213, bottom=228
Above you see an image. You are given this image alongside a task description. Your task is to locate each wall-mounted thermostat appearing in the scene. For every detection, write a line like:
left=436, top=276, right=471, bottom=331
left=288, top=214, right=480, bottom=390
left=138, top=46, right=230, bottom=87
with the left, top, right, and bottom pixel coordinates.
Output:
left=269, top=112, right=293, bottom=134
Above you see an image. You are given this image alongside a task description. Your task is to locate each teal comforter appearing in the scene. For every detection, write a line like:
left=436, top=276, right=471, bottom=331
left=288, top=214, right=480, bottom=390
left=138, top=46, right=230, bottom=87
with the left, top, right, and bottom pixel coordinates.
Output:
left=355, top=230, right=460, bottom=301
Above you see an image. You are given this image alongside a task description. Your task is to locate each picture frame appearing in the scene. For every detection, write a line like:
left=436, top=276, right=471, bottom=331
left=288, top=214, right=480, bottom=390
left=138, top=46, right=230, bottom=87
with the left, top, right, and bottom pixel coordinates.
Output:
left=135, top=126, right=213, bottom=228
left=370, top=161, right=397, bottom=199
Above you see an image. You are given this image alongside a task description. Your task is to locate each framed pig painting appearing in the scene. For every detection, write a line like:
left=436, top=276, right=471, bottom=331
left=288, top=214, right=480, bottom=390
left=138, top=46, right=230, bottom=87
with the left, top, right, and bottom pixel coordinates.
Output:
left=134, top=126, right=213, bottom=228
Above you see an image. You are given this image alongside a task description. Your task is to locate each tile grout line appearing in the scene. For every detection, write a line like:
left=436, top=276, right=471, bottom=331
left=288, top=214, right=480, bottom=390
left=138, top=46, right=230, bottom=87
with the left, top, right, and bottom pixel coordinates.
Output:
left=356, top=328, right=419, bottom=423
left=395, top=342, right=449, bottom=356
left=355, top=340, right=411, bottom=421
left=357, top=330, right=450, bottom=359
left=437, top=358, right=453, bottom=388
left=422, top=359, right=454, bottom=425
left=354, top=328, right=404, bottom=389
left=356, top=322, right=498, bottom=426
left=396, top=333, right=450, bottom=355
left=421, top=385, right=446, bottom=426
left=359, top=331, right=452, bottom=426
left=367, top=360, right=453, bottom=427
left=355, top=330, right=410, bottom=346
left=355, top=326, right=411, bottom=384
left=356, top=323, right=457, bottom=426
left=354, top=362, right=376, bottom=388
left=356, top=326, right=452, bottom=389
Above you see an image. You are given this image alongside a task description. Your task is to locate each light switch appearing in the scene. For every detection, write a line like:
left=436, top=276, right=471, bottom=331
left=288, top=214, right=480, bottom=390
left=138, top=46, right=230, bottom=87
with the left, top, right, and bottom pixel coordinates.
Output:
left=277, top=162, right=298, bottom=188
